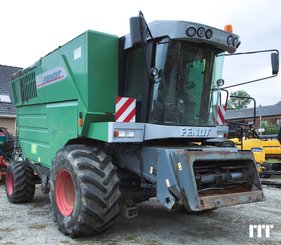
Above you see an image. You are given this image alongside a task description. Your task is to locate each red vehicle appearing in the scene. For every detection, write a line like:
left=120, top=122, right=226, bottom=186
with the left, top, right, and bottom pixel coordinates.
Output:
left=0, top=156, right=9, bottom=179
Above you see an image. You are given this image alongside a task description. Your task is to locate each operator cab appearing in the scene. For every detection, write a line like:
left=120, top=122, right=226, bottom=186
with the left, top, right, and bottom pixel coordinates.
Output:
left=119, top=18, right=240, bottom=129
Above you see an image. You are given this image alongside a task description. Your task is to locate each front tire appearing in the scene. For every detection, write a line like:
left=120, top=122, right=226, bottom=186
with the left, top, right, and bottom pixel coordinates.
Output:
left=5, top=161, right=35, bottom=203
left=49, top=144, right=121, bottom=237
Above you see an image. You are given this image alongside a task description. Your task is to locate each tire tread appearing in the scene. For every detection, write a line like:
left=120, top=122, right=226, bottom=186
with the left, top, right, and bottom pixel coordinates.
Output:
left=5, top=161, right=35, bottom=203
left=49, top=144, right=121, bottom=237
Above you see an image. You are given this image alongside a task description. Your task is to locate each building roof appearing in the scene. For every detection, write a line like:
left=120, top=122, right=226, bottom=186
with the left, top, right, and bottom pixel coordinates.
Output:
left=0, top=65, right=20, bottom=94
left=0, top=102, right=16, bottom=117
left=0, top=65, right=21, bottom=117
left=226, top=101, right=281, bottom=120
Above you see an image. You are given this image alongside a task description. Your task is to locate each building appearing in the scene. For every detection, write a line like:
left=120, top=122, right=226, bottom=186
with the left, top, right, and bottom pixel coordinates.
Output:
left=226, top=101, right=281, bottom=129
left=0, top=65, right=21, bottom=133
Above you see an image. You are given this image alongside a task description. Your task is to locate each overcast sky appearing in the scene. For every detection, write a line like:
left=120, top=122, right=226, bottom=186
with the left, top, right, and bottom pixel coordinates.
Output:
left=1, top=0, right=280, bottom=106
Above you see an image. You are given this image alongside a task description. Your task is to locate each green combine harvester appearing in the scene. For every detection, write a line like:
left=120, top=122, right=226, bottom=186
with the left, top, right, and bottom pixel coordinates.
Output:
left=5, top=12, right=279, bottom=237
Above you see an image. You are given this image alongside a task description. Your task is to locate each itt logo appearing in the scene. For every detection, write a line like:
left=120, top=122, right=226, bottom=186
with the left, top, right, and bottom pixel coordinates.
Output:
left=249, top=224, right=274, bottom=238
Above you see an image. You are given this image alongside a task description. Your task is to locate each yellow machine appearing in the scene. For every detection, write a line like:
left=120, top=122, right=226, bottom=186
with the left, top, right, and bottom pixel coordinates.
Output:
left=231, top=135, right=281, bottom=177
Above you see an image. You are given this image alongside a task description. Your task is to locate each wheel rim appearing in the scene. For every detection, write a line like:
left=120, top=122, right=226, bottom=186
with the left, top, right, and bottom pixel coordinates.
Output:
left=55, top=169, right=75, bottom=216
left=7, top=171, right=13, bottom=195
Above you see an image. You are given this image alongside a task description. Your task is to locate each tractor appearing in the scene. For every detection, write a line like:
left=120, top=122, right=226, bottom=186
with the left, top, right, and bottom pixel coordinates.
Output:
left=0, top=127, right=14, bottom=180
left=5, top=12, right=278, bottom=237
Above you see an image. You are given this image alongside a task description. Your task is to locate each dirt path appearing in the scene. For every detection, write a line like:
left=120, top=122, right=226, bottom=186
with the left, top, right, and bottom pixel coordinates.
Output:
left=0, top=180, right=280, bottom=245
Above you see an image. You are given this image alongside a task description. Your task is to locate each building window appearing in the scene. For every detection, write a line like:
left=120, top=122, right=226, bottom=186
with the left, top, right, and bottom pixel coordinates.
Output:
left=0, top=94, right=12, bottom=103
left=261, top=120, right=268, bottom=126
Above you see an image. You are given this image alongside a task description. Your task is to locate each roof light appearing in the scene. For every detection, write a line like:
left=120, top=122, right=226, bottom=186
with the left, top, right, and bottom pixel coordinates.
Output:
left=224, top=24, right=233, bottom=33
left=197, top=27, right=205, bottom=37
left=186, top=27, right=196, bottom=37
left=227, top=35, right=233, bottom=45
left=233, top=37, right=238, bottom=47
left=205, top=29, right=213, bottom=39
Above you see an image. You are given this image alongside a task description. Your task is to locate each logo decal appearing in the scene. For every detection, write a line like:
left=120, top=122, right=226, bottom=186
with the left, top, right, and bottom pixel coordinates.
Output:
left=36, top=66, right=67, bottom=88
left=181, top=127, right=212, bottom=137
left=249, top=224, right=274, bottom=238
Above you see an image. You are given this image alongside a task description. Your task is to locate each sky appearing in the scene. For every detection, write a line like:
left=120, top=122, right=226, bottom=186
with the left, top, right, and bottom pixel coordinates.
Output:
left=0, top=0, right=280, bottom=106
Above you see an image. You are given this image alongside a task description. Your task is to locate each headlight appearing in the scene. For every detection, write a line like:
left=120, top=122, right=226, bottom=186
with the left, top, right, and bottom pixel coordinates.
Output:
left=186, top=27, right=196, bottom=37
left=233, top=37, right=238, bottom=47
left=126, top=130, right=135, bottom=138
left=227, top=35, right=233, bottom=45
left=114, top=130, right=135, bottom=138
left=197, top=27, right=205, bottom=37
left=205, top=29, right=213, bottom=39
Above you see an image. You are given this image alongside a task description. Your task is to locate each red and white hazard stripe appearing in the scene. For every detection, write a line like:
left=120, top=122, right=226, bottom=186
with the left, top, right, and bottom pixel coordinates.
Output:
left=216, top=105, right=226, bottom=125
left=115, top=96, right=136, bottom=122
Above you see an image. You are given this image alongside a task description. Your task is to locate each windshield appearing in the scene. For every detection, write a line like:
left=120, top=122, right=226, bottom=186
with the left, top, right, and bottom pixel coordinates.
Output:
left=149, top=38, right=224, bottom=126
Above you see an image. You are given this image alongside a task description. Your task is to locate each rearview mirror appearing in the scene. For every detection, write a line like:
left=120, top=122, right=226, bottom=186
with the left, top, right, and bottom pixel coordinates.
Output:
left=271, top=52, right=279, bottom=75
left=222, top=49, right=279, bottom=89
left=130, top=16, right=147, bottom=46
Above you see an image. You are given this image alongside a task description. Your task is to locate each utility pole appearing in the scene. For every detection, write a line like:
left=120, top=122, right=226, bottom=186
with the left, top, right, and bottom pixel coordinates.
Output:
left=259, top=105, right=262, bottom=127
left=259, top=104, right=262, bottom=135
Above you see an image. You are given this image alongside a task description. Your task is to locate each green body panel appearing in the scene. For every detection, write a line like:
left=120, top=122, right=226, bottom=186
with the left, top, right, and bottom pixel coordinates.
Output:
left=87, top=31, right=118, bottom=114
left=87, top=122, right=109, bottom=142
left=16, top=101, right=78, bottom=168
left=17, top=104, right=49, bottom=166
left=10, top=31, right=119, bottom=168
left=46, top=101, right=78, bottom=166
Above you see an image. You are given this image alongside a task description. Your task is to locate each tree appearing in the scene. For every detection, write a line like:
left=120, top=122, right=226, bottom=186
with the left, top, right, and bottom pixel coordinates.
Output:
left=227, top=90, right=251, bottom=110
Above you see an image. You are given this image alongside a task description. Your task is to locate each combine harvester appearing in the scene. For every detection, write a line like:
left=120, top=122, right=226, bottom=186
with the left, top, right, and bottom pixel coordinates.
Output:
left=5, top=12, right=279, bottom=237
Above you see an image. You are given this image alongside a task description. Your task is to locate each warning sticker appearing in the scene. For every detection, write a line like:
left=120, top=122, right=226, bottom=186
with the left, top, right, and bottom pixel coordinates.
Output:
left=74, top=47, right=81, bottom=60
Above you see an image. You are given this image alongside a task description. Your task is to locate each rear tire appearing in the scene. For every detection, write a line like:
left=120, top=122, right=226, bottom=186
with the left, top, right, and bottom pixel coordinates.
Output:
left=5, top=161, right=35, bottom=203
left=49, top=144, right=121, bottom=237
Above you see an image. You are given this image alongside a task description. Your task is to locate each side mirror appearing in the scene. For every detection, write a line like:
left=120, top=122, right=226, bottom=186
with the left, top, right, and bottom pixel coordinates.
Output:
left=222, top=49, right=280, bottom=89
left=271, top=52, right=279, bottom=75
left=130, top=16, right=147, bottom=46
left=216, top=79, right=225, bottom=87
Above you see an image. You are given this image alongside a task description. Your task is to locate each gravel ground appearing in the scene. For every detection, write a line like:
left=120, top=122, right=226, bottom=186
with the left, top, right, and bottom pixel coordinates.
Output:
left=0, top=178, right=281, bottom=245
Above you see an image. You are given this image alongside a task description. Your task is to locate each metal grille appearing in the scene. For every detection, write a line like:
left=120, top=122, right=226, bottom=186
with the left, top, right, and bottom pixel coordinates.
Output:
left=20, top=72, right=37, bottom=102
left=11, top=82, right=19, bottom=104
